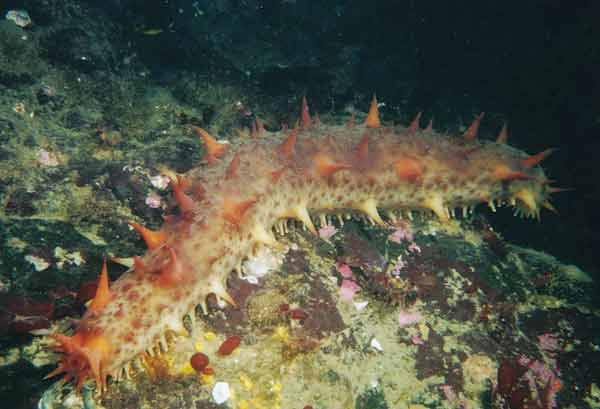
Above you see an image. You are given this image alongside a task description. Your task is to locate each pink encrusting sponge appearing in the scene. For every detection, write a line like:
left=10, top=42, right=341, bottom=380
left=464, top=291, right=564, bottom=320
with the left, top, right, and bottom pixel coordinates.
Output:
left=46, top=96, right=557, bottom=392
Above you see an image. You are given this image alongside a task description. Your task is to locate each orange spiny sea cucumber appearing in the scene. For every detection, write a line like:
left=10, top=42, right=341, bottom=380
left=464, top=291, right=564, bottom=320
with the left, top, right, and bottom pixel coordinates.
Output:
left=46, top=96, right=556, bottom=392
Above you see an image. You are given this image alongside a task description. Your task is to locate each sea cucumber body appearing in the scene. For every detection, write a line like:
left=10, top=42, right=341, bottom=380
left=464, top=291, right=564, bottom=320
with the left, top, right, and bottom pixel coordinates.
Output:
left=49, top=120, right=550, bottom=389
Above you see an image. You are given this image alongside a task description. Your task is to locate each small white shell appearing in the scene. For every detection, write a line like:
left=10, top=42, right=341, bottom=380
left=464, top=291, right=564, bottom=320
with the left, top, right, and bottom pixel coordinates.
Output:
left=370, top=338, right=383, bottom=352
left=353, top=301, right=369, bottom=311
left=212, top=382, right=230, bottom=404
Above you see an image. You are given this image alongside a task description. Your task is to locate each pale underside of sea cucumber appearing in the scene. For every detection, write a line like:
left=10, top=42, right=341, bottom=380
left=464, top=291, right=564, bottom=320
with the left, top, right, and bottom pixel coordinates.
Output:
left=46, top=96, right=556, bottom=392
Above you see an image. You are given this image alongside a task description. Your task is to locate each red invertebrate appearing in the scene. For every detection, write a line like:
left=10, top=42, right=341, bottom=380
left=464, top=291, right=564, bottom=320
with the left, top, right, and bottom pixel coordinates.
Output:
left=190, top=352, right=209, bottom=372
left=217, top=335, right=241, bottom=356
left=44, top=96, right=560, bottom=394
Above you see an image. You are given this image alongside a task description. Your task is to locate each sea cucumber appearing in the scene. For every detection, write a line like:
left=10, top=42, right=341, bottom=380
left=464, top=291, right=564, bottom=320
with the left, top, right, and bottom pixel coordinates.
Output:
left=46, top=96, right=555, bottom=392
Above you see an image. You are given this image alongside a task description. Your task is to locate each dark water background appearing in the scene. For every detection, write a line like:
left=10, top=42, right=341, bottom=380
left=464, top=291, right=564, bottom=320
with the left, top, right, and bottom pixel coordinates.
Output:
left=26, top=0, right=598, bottom=276
left=2, top=0, right=598, bottom=276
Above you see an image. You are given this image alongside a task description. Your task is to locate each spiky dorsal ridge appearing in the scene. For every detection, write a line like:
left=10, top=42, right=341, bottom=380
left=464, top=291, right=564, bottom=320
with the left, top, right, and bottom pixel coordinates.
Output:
left=521, top=148, right=555, bottom=169
left=172, top=175, right=195, bottom=213
left=496, top=123, right=508, bottom=144
left=463, top=112, right=484, bottom=141
left=129, top=222, right=167, bottom=250
left=87, top=260, right=112, bottom=314
left=424, top=118, right=433, bottom=132
left=301, top=96, right=311, bottom=129
left=408, top=112, right=422, bottom=134
left=192, top=126, right=228, bottom=165
left=365, top=95, right=381, bottom=128
left=312, top=152, right=351, bottom=178
left=492, top=164, right=530, bottom=181
left=394, top=157, right=423, bottom=183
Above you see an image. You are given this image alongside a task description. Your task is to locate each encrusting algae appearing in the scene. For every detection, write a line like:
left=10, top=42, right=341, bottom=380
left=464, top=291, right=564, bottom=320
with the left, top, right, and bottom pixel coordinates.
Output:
left=45, top=95, right=559, bottom=394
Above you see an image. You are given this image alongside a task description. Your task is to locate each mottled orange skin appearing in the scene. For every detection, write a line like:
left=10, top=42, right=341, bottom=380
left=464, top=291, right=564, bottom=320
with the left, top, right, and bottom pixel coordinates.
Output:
left=48, top=113, right=551, bottom=391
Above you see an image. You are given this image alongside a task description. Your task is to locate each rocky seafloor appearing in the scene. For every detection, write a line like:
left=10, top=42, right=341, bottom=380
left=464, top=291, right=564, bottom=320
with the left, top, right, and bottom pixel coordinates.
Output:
left=4, top=211, right=600, bottom=409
